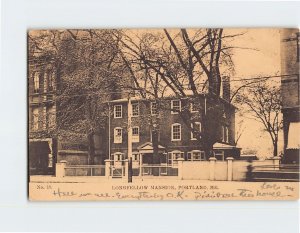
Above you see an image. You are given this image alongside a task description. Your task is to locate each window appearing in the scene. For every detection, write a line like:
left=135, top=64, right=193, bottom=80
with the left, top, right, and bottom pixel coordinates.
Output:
left=114, top=105, right=122, bottom=118
left=48, top=71, right=54, bottom=91
left=190, top=102, right=198, bottom=112
left=187, top=150, right=205, bottom=161
left=222, top=126, right=229, bottom=143
left=168, top=150, right=184, bottom=166
left=48, top=154, right=53, bottom=167
left=114, top=127, right=122, bottom=143
left=132, top=153, right=139, bottom=161
left=47, top=106, right=55, bottom=129
left=132, top=103, right=139, bottom=117
left=222, top=126, right=225, bottom=142
left=132, top=126, right=139, bottom=143
left=151, top=102, right=158, bottom=115
left=172, top=123, right=181, bottom=141
left=214, top=150, right=225, bottom=161
left=33, top=72, right=39, bottom=93
left=150, top=130, right=160, bottom=142
left=113, top=152, right=124, bottom=161
left=171, top=100, right=181, bottom=114
left=113, top=152, right=124, bottom=168
left=225, top=126, right=229, bottom=143
left=32, top=108, right=39, bottom=131
left=191, top=122, right=201, bottom=140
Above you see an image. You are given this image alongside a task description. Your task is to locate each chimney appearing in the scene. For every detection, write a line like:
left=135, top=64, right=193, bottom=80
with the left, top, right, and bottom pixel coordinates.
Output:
left=222, top=76, right=230, bottom=101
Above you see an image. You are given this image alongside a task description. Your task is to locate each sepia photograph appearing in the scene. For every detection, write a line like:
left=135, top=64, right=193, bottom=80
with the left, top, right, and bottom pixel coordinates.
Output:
left=28, top=28, right=299, bottom=201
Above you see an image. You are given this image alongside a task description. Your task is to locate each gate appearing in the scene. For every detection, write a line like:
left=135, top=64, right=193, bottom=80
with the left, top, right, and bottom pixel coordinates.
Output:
left=110, top=160, right=126, bottom=178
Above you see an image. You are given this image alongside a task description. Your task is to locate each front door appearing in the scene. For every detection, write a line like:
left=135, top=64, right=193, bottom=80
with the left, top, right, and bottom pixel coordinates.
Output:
left=142, top=153, right=154, bottom=164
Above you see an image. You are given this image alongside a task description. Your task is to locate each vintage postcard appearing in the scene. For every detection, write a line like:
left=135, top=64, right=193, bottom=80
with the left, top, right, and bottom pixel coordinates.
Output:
left=28, top=28, right=299, bottom=201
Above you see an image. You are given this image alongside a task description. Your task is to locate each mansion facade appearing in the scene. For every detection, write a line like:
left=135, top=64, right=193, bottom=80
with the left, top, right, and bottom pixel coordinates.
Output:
left=108, top=94, right=240, bottom=167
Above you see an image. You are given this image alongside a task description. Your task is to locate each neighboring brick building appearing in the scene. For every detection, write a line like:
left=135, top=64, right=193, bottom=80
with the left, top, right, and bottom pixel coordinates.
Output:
left=28, top=63, right=130, bottom=174
left=28, top=54, right=131, bottom=175
left=108, top=83, right=240, bottom=167
left=280, top=29, right=300, bottom=163
left=28, top=59, right=58, bottom=175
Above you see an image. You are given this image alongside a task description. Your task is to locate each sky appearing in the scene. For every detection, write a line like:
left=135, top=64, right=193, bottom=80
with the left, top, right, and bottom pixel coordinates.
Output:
left=227, top=28, right=282, bottom=158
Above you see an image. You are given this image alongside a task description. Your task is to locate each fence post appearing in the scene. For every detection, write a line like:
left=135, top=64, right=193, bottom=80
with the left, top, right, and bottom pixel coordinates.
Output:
left=209, top=157, right=217, bottom=181
left=124, top=159, right=129, bottom=180
left=104, top=159, right=111, bottom=178
left=177, top=158, right=184, bottom=180
left=226, top=157, right=234, bottom=181
left=272, top=156, right=281, bottom=171
left=55, top=160, right=67, bottom=178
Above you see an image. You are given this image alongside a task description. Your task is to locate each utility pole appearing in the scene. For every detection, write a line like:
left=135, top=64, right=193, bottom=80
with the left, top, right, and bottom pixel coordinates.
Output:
left=127, top=95, right=133, bottom=183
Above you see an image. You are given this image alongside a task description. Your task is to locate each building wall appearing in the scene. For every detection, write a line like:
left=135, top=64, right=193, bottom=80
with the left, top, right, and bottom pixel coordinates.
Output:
left=28, top=65, right=56, bottom=135
left=109, top=96, right=236, bottom=159
left=28, top=62, right=59, bottom=174
left=280, top=29, right=299, bottom=109
left=280, top=29, right=300, bottom=163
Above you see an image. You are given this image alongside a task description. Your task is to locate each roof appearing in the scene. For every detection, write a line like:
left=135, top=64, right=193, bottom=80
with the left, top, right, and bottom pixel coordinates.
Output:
left=240, top=154, right=257, bottom=157
left=107, top=94, right=236, bottom=109
left=213, top=142, right=239, bottom=150
left=137, top=142, right=165, bottom=150
left=108, top=96, right=143, bottom=103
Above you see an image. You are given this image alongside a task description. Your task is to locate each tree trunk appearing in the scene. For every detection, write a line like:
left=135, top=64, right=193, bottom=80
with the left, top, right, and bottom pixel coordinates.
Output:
left=152, top=130, right=159, bottom=164
left=203, top=141, right=214, bottom=160
left=87, top=132, right=95, bottom=165
left=273, top=139, right=278, bottom=157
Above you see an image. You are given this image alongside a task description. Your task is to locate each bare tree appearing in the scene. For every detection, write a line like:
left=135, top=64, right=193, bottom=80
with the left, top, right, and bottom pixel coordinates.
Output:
left=234, top=79, right=282, bottom=157
left=234, top=117, right=245, bottom=146
left=116, top=29, right=239, bottom=158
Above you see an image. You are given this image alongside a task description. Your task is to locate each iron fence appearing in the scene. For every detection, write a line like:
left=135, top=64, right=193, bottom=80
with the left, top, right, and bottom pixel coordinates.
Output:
left=65, top=165, right=105, bottom=176
left=250, top=164, right=300, bottom=182
left=132, top=164, right=178, bottom=176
